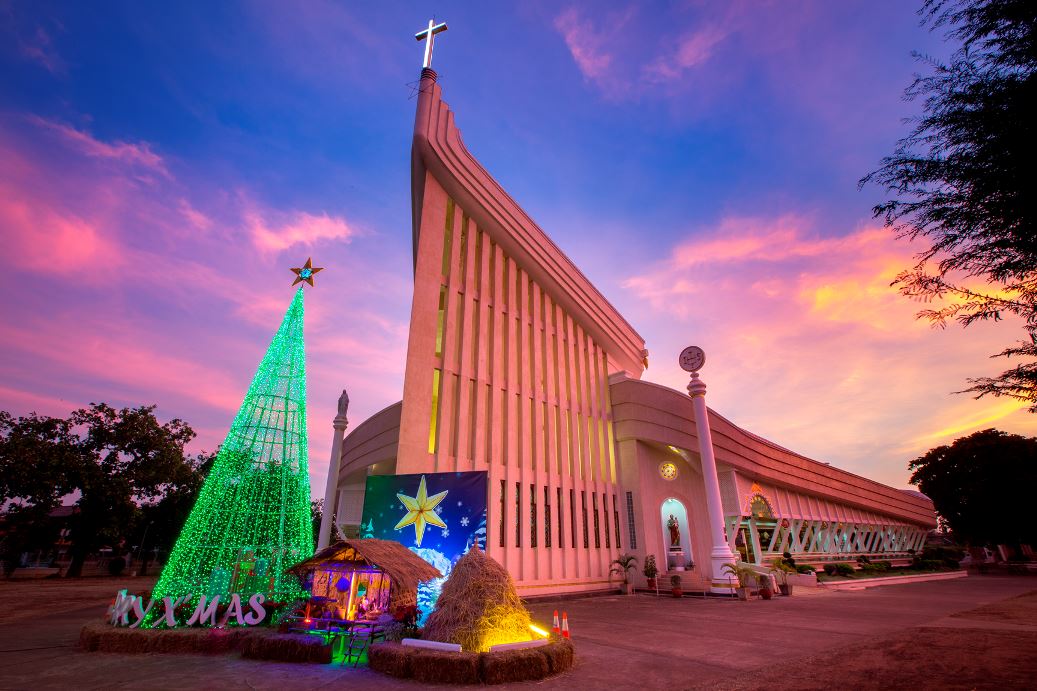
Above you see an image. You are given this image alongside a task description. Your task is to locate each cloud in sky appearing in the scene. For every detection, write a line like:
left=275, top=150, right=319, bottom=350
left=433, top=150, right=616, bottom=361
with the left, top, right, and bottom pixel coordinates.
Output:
left=552, top=4, right=733, bottom=98
left=553, top=8, right=617, bottom=82
left=16, top=26, right=65, bottom=74
left=30, top=116, right=169, bottom=177
left=247, top=208, right=358, bottom=254
left=1, top=1, right=1031, bottom=498
left=0, top=184, right=123, bottom=275
left=625, top=215, right=1037, bottom=486
left=0, top=109, right=407, bottom=494
left=643, top=24, right=728, bottom=83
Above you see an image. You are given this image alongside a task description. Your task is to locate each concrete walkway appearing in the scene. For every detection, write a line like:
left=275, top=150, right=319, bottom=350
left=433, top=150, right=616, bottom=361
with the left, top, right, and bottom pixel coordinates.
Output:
left=0, top=574, right=1033, bottom=689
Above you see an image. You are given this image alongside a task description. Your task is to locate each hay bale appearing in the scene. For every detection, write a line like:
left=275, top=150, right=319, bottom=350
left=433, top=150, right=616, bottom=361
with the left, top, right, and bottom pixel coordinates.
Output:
left=410, top=648, right=481, bottom=684
left=538, top=638, right=575, bottom=674
left=79, top=623, right=105, bottom=652
left=80, top=623, right=257, bottom=656
left=422, top=548, right=532, bottom=653
left=480, top=647, right=550, bottom=684
left=147, top=629, right=208, bottom=654
left=368, top=642, right=412, bottom=678
left=88, top=626, right=151, bottom=654
left=239, top=633, right=332, bottom=664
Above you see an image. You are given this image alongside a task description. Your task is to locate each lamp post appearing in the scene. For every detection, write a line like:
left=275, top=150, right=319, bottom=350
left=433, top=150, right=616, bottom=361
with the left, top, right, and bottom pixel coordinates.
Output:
left=679, top=346, right=737, bottom=594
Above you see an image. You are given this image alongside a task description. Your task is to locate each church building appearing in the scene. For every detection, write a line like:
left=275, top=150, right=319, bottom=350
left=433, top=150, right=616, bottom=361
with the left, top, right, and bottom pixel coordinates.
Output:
left=326, top=37, right=936, bottom=597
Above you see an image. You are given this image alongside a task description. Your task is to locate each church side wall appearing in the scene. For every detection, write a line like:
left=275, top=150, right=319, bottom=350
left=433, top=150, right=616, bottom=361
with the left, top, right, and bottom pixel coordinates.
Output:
left=397, top=174, right=626, bottom=595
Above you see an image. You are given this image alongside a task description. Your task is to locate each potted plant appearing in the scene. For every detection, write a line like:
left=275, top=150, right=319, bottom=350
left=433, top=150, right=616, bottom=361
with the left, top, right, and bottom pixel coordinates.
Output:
left=771, top=561, right=795, bottom=596
left=721, top=562, right=757, bottom=600
left=670, top=574, right=683, bottom=598
left=610, top=554, right=639, bottom=594
left=757, top=574, right=774, bottom=600
left=643, top=554, right=658, bottom=589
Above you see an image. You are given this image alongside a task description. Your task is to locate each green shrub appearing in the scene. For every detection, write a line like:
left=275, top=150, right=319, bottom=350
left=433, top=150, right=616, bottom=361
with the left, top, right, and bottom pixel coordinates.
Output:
left=922, top=546, right=965, bottom=562
left=873, top=561, right=892, bottom=571
left=914, top=559, right=943, bottom=571
left=796, top=564, right=815, bottom=574
left=834, top=562, right=855, bottom=577
left=823, top=564, right=838, bottom=576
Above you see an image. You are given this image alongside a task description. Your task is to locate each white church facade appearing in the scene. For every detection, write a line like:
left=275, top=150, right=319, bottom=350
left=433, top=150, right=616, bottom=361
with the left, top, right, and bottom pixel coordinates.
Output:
left=326, top=62, right=936, bottom=597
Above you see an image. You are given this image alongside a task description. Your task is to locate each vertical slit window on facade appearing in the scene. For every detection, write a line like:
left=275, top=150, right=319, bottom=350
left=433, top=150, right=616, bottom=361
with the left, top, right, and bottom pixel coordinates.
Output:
left=458, top=216, right=468, bottom=280
left=428, top=369, right=442, bottom=454
left=498, top=480, right=505, bottom=547
left=581, top=491, right=589, bottom=548
left=544, top=486, right=551, bottom=548
left=613, top=494, right=621, bottom=549
left=592, top=492, right=601, bottom=548
left=530, top=483, right=537, bottom=548
left=441, top=199, right=454, bottom=277
left=557, top=486, right=564, bottom=548
left=625, top=491, right=637, bottom=549
left=435, top=287, right=447, bottom=357
left=515, top=482, right=521, bottom=548
left=602, top=493, right=610, bottom=548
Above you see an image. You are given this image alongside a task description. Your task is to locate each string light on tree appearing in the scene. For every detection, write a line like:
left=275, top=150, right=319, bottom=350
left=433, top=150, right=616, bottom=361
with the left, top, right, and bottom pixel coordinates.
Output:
left=152, top=261, right=323, bottom=608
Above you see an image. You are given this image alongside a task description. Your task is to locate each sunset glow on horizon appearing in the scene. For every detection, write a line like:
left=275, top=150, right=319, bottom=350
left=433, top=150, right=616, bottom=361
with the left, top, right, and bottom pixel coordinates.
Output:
left=2, top=1, right=1034, bottom=496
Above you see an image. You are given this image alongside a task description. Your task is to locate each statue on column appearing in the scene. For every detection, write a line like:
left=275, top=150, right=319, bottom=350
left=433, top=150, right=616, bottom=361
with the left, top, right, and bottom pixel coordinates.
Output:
left=667, top=514, right=681, bottom=547
left=337, top=389, right=350, bottom=419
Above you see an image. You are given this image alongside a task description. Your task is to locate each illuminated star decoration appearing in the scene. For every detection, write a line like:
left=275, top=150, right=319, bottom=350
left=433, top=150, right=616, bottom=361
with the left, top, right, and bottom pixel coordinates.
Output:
left=290, top=258, right=324, bottom=287
left=394, top=475, right=448, bottom=547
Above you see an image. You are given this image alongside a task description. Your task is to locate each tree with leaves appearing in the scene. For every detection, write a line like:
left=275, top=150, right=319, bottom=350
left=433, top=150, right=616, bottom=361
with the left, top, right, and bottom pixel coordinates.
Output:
left=861, top=0, right=1037, bottom=409
left=0, top=404, right=205, bottom=576
left=909, top=428, right=1037, bottom=545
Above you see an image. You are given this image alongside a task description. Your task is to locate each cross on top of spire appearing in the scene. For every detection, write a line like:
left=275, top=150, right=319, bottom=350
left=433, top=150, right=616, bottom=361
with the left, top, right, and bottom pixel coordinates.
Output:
left=415, top=18, right=448, bottom=69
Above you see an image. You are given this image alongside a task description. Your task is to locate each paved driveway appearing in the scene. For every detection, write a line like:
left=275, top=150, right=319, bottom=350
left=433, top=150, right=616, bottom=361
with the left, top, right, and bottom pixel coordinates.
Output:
left=0, top=574, right=1033, bottom=689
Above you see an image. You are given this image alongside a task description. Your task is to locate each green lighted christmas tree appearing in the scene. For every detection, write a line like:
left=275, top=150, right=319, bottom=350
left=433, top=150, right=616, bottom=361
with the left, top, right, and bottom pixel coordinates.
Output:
left=154, top=263, right=322, bottom=603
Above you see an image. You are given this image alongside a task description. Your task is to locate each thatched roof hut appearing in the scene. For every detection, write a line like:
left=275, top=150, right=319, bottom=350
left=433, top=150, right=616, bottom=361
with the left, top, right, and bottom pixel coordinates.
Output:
left=289, top=539, right=442, bottom=618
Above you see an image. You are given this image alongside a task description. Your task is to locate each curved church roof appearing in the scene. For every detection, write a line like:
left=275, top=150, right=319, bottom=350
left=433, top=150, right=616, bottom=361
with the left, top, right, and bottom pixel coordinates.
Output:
left=409, top=68, right=647, bottom=376
left=610, top=375, right=937, bottom=528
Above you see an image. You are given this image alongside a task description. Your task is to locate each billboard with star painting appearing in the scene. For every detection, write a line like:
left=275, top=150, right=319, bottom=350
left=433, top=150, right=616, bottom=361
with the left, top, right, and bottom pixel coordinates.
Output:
left=360, top=471, right=487, bottom=618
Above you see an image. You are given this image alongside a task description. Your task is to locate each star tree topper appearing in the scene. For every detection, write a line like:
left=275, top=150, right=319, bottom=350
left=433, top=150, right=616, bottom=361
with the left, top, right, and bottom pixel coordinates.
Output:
left=290, top=258, right=324, bottom=287
left=394, top=475, right=448, bottom=547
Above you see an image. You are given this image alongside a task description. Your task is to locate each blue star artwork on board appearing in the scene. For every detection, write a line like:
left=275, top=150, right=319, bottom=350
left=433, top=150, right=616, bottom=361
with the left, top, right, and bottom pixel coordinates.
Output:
left=360, top=471, right=487, bottom=621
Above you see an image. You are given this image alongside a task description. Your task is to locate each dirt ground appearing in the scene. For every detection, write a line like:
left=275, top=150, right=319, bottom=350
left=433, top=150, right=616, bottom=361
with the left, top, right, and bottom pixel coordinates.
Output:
left=693, top=591, right=1037, bottom=690
left=0, top=573, right=1034, bottom=689
left=0, top=576, right=156, bottom=627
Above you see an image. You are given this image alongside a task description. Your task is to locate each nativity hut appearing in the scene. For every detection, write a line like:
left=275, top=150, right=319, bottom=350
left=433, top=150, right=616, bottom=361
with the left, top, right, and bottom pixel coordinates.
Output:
left=289, top=538, right=441, bottom=622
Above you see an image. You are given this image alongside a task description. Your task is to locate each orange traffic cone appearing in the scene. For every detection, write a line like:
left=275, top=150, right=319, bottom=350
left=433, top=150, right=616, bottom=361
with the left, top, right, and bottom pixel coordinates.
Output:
left=561, top=611, right=570, bottom=639
left=552, top=610, right=560, bottom=634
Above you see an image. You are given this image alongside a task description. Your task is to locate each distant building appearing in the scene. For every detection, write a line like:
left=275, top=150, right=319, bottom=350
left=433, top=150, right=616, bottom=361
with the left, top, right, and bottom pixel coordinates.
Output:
left=329, top=66, right=936, bottom=597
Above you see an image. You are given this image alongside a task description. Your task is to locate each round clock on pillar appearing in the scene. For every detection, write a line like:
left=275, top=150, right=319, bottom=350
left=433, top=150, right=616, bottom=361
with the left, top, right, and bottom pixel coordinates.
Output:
left=679, top=346, right=706, bottom=373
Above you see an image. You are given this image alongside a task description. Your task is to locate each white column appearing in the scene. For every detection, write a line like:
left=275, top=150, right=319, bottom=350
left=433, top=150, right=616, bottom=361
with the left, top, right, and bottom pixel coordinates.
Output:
left=687, top=371, right=738, bottom=593
left=318, top=390, right=349, bottom=550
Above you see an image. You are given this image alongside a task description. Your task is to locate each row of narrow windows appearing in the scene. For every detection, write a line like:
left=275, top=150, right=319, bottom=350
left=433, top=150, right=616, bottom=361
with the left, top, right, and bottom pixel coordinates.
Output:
left=427, top=198, right=618, bottom=484
left=496, top=480, right=626, bottom=551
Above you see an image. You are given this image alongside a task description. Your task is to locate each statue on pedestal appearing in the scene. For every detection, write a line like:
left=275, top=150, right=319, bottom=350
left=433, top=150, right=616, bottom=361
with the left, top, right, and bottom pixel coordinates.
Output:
left=667, top=514, right=681, bottom=547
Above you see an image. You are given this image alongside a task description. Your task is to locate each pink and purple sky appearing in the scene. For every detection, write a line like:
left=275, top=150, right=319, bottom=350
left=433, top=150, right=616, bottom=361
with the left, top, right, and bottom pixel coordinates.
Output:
left=1, top=1, right=1033, bottom=495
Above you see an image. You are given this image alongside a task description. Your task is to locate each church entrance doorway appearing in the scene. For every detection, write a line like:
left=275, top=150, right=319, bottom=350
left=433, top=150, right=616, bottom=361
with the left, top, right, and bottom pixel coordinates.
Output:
left=660, top=498, right=693, bottom=571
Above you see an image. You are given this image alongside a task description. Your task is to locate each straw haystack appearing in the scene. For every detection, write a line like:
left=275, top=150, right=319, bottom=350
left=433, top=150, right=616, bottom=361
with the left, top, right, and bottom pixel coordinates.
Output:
left=422, top=547, right=533, bottom=653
